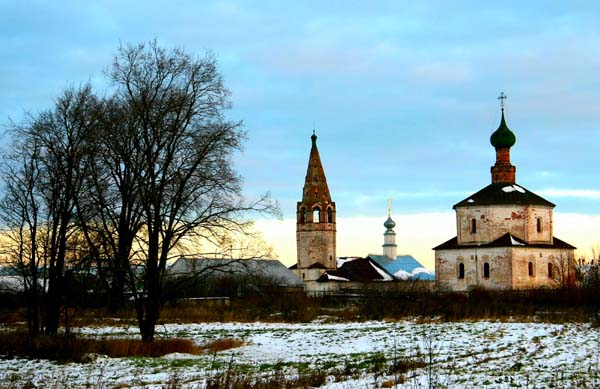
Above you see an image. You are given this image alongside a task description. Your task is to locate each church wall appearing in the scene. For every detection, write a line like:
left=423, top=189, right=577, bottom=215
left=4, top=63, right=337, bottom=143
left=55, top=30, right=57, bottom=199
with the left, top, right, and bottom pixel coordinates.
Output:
left=511, top=247, right=575, bottom=289
left=436, top=245, right=576, bottom=291
left=296, top=222, right=336, bottom=269
left=456, top=205, right=553, bottom=245
left=435, top=247, right=512, bottom=291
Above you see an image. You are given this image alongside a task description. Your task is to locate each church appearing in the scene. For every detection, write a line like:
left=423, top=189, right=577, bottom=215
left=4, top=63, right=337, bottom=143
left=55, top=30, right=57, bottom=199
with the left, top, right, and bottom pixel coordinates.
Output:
left=434, top=98, right=576, bottom=291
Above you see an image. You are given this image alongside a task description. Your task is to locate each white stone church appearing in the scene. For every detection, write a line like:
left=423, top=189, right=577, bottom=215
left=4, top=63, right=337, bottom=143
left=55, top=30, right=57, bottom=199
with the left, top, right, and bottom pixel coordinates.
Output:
left=434, top=104, right=576, bottom=291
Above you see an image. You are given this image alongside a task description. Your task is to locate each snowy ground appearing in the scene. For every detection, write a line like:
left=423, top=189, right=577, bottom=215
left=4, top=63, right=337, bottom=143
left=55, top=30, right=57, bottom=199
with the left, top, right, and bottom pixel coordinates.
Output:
left=1, top=320, right=599, bottom=388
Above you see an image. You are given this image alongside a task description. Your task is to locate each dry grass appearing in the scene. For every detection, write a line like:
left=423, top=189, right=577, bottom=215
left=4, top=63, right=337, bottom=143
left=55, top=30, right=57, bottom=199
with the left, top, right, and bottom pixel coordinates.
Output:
left=202, top=338, right=244, bottom=353
left=0, top=331, right=205, bottom=362
left=98, top=337, right=202, bottom=358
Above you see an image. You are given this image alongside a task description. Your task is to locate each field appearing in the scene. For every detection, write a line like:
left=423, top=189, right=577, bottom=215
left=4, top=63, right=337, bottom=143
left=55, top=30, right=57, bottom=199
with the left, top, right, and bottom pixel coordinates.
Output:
left=1, top=319, right=599, bottom=388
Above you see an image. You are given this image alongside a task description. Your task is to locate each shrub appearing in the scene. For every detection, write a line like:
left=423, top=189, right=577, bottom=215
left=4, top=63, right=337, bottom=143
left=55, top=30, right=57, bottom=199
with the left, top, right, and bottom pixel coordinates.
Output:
left=0, top=331, right=207, bottom=362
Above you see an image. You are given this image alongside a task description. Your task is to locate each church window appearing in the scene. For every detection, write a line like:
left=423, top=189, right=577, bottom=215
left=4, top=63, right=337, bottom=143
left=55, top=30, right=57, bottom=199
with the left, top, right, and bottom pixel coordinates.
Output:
left=537, top=217, right=543, bottom=233
left=483, top=262, right=490, bottom=278
left=313, top=208, right=320, bottom=223
left=302, top=272, right=305, bottom=280
left=528, top=262, right=534, bottom=276
left=300, top=207, right=307, bottom=223
left=314, top=191, right=318, bottom=198
left=471, top=218, right=477, bottom=234
left=327, top=207, right=333, bottom=223
left=329, top=255, right=333, bottom=265
left=458, top=263, right=465, bottom=279
left=547, top=262, right=553, bottom=278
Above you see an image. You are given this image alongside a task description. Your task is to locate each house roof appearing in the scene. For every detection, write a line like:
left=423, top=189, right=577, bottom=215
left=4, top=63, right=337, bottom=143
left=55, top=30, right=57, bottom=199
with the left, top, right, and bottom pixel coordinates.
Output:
left=368, top=255, right=435, bottom=281
left=453, top=183, right=555, bottom=209
left=316, top=257, right=394, bottom=282
left=433, top=232, right=576, bottom=250
left=169, top=258, right=304, bottom=288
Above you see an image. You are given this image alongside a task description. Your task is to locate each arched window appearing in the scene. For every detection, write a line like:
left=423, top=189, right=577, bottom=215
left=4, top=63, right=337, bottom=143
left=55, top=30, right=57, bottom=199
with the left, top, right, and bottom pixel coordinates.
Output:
left=458, top=263, right=465, bottom=279
left=300, top=207, right=307, bottom=223
left=329, top=255, right=333, bottom=265
left=483, top=262, right=490, bottom=278
left=547, top=262, right=553, bottom=278
left=327, top=207, right=333, bottom=223
left=313, top=208, right=320, bottom=223
left=537, top=217, right=543, bottom=233
left=471, top=218, right=477, bottom=234
left=528, top=262, right=534, bottom=276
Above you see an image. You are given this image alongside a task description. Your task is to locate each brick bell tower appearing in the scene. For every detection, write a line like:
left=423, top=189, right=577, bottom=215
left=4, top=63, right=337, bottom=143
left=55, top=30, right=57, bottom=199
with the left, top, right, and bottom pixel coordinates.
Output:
left=296, top=131, right=337, bottom=272
left=490, top=93, right=517, bottom=184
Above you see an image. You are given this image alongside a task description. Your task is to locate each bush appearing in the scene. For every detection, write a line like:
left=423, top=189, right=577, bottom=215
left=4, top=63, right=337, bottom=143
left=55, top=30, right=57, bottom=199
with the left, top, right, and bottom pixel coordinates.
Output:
left=0, top=331, right=211, bottom=362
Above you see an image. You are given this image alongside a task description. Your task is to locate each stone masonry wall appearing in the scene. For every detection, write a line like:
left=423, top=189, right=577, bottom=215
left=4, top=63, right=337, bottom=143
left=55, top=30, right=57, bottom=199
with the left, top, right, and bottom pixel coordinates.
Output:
left=456, top=205, right=553, bottom=245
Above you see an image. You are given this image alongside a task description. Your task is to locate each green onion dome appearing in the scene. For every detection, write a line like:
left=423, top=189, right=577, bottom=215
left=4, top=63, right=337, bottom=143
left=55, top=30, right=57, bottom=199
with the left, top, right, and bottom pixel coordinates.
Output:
left=384, top=216, right=396, bottom=230
left=490, top=111, right=516, bottom=149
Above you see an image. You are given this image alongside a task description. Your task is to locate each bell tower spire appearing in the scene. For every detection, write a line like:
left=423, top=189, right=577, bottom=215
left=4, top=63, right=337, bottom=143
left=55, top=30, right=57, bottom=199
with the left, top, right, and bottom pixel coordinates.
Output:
left=296, top=131, right=337, bottom=273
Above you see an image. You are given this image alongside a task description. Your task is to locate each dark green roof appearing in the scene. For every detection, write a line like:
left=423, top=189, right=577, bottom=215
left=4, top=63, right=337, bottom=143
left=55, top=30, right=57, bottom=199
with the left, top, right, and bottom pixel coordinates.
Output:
left=453, top=183, right=555, bottom=209
left=490, top=111, right=516, bottom=149
left=433, top=233, right=576, bottom=250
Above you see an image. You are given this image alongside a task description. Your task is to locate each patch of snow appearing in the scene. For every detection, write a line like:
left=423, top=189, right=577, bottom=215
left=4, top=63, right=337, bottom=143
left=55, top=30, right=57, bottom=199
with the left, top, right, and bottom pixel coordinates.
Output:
left=336, top=257, right=359, bottom=267
left=369, top=262, right=393, bottom=281
left=163, top=352, right=202, bottom=359
left=1, top=321, right=599, bottom=388
left=394, top=270, right=412, bottom=280
left=502, top=185, right=526, bottom=193
left=412, top=267, right=434, bottom=275
left=0, top=276, right=24, bottom=292
left=326, top=274, right=349, bottom=281
left=510, top=236, right=525, bottom=246
left=467, top=198, right=474, bottom=203
left=394, top=267, right=434, bottom=280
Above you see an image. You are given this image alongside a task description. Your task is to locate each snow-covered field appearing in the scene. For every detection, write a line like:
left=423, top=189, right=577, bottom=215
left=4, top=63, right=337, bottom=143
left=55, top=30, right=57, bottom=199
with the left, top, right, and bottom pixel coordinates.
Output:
left=1, top=320, right=599, bottom=388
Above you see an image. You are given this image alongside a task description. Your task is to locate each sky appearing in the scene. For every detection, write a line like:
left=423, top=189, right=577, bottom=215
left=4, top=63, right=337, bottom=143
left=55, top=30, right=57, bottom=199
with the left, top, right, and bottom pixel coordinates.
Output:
left=2, top=1, right=600, bottom=268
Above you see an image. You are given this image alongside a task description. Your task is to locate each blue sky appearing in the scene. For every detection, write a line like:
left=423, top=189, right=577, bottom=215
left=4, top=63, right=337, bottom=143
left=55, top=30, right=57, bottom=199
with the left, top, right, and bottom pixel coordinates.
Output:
left=2, top=1, right=600, bottom=264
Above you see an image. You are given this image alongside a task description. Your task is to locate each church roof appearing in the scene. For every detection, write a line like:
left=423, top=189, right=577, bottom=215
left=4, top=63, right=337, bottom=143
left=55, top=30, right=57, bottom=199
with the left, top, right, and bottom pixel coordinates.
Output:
left=433, top=233, right=576, bottom=250
left=368, top=255, right=435, bottom=281
left=453, top=182, right=555, bottom=209
left=316, top=257, right=394, bottom=282
left=300, top=131, right=332, bottom=207
left=169, top=258, right=304, bottom=288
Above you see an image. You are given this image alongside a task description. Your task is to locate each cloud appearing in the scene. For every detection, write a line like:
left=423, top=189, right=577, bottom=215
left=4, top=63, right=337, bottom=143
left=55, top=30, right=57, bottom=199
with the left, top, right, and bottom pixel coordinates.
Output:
left=538, top=189, right=600, bottom=199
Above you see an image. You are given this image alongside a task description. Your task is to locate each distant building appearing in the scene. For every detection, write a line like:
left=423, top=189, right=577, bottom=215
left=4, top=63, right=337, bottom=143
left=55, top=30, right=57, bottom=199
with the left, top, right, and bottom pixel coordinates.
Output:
left=292, top=132, right=433, bottom=293
left=293, top=131, right=337, bottom=291
left=169, top=257, right=304, bottom=296
left=434, top=103, right=576, bottom=291
left=368, top=205, right=434, bottom=281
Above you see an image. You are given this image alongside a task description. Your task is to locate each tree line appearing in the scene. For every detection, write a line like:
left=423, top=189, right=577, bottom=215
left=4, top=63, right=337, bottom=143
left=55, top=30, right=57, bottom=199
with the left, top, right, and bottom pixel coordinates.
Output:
left=0, top=41, right=275, bottom=341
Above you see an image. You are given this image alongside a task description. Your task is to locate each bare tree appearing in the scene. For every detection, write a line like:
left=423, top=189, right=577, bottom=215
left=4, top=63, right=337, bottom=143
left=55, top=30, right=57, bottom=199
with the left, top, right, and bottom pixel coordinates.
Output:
left=16, top=85, right=99, bottom=335
left=107, top=41, right=276, bottom=341
left=0, top=135, right=44, bottom=334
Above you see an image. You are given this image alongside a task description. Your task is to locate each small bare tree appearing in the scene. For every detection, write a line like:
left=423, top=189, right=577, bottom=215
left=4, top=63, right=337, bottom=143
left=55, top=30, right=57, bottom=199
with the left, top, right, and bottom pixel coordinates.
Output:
left=0, top=85, right=100, bottom=335
left=0, top=135, right=44, bottom=334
